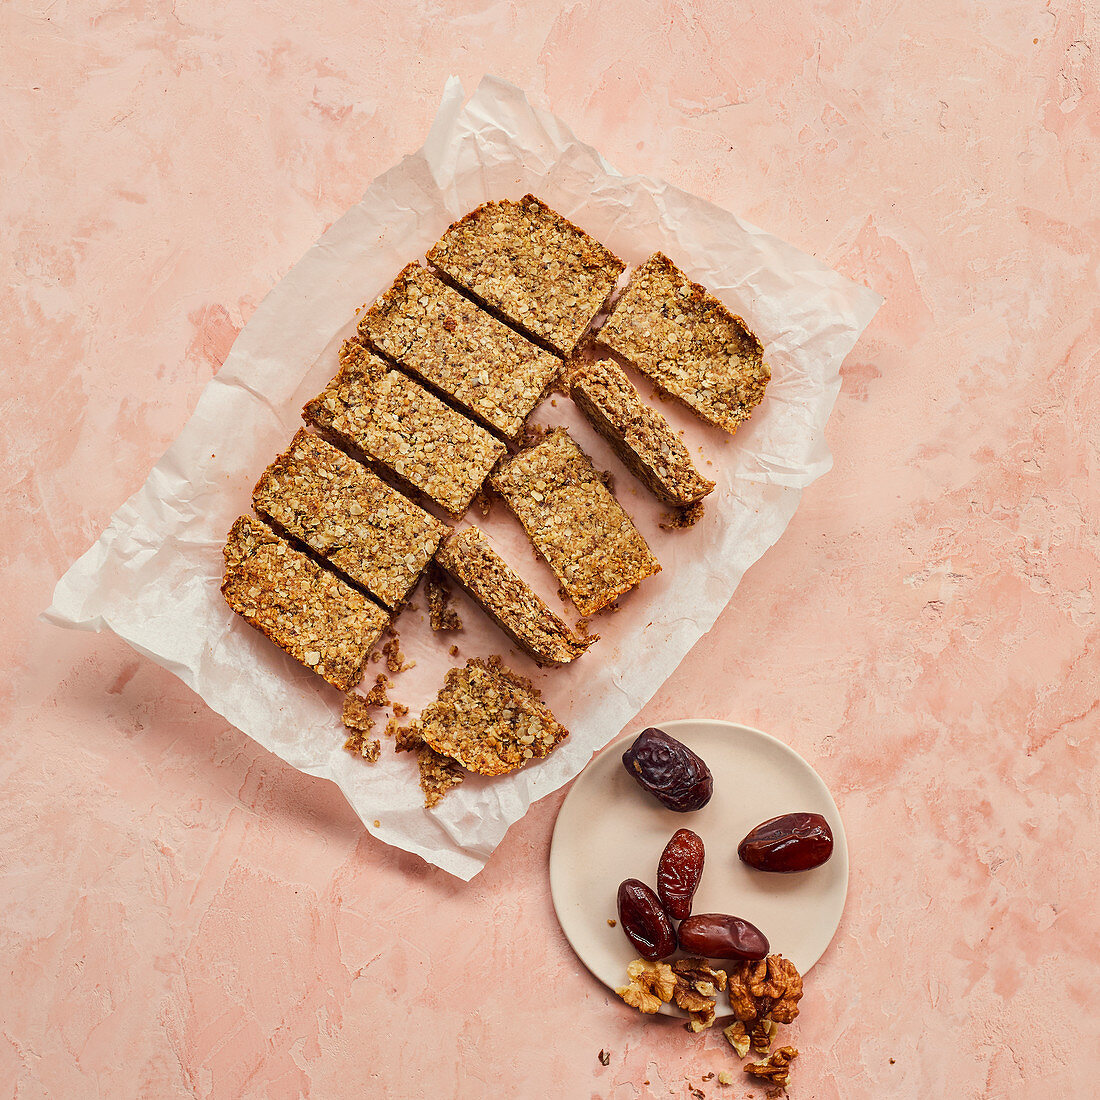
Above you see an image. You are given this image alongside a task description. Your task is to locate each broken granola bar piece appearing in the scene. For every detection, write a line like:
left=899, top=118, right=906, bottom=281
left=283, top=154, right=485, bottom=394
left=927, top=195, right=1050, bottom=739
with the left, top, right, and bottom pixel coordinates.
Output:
left=359, top=263, right=561, bottom=439
left=388, top=718, right=465, bottom=806
left=413, top=656, right=567, bottom=776
left=252, top=429, right=448, bottom=609
left=417, top=743, right=466, bottom=807
left=342, top=693, right=377, bottom=732
left=303, top=353, right=505, bottom=517
left=596, top=252, right=770, bottom=435
left=341, top=694, right=381, bottom=761
left=491, top=428, right=660, bottom=616
left=435, top=526, right=595, bottom=664
left=568, top=358, right=714, bottom=506
left=427, top=195, right=625, bottom=357
left=343, top=731, right=380, bottom=761
left=221, top=515, right=389, bottom=691
left=426, top=564, right=462, bottom=631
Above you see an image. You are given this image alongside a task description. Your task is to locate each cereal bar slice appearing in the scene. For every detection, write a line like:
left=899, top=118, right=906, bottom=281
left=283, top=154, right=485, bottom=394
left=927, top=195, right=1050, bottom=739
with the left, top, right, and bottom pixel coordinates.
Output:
left=414, top=657, right=568, bottom=776
left=596, top=252, right=770, bottom=435
left=359, top=263, right=561, bottom=439
left=435, top=526, right=595, bottom=665
left=221, top=515, right=389, bottom=691
left=490, top=428, right=661, bottom=616
left=303, top=348, right=506, bottom=517
left=253, top=428, right=448, bottom=609
left=427, top=194, right=625, bottom=357
left=568, top=358, right=715, bottom=506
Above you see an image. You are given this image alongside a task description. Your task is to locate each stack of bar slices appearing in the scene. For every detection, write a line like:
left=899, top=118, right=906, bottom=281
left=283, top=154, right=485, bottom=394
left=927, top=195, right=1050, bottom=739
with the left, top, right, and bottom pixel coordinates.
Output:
left=221, top=194, right=771, bottom=808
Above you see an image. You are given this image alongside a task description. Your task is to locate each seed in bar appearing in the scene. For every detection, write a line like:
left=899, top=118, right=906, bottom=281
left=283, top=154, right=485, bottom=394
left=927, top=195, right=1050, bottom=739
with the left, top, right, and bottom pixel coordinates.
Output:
left=427, top=194, right=625, bottom=357
left=491, top=427, right=661, bottom=617
left=596, top=252, right=770, bottom=435
left=302, top=348, right=506, bottom=518
left=359, top=263, right=561, bottom=439
left=253, top=428, right=449, bottom=610
left=435, top=526, right=596, bottom=665
left=568, top=358, right=715, bottom=507
left=221, top=514, right=390, bottom=692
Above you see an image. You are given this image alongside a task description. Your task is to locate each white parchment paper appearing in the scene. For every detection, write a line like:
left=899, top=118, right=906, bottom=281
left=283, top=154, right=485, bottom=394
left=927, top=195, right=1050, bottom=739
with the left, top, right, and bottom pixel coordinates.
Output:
left=44, top=76, right=882, bottom=880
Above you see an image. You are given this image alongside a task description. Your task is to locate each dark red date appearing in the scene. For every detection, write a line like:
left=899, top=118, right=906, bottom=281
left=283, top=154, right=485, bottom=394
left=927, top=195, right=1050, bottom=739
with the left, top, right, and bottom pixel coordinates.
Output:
left=617, top=878, right=677, bottom=960
left=677, top=913, right=770, bottom=961
left=621, top=727, right=713, bottom=812
left=657, top=829, right=705, bottom=919
left=738, top=812, right=834, bottom=873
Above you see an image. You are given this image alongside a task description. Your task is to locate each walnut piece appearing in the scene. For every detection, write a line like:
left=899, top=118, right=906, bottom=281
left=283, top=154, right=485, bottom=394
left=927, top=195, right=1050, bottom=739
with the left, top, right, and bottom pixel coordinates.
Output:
left=615, top=959, right=676, bottom=1014
left=671, top=957, right=727, bottom=1032
left=751, top=1018, right=778, bottom=1053
left=727, top=954, right=803, bottom=1024
left=723, top=1020, right=751, bottom=1059
left=744, top=1046, right=798, bottom=1089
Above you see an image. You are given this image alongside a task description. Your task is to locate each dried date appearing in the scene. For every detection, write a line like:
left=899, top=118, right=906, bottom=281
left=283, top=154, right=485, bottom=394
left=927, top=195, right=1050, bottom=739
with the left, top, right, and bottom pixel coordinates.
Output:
left=738, top=812, right=834, bottom=873
left=621, top=727, right=713, bottom=812
left=656, top=829, right=704, bottom=919
left=617, top=878, right=677, bottom=960
left=677, top=913, right=769, bottom=961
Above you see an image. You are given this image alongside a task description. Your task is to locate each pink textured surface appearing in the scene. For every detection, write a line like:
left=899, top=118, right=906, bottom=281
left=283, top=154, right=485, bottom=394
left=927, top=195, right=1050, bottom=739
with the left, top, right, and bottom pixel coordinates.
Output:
left=3, top=2, right=1097, bottom=1097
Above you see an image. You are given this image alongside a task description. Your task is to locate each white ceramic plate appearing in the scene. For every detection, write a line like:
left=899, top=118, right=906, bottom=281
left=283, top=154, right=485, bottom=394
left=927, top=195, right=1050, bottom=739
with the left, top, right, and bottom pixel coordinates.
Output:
left=549, top=719, right=848, bottom=1017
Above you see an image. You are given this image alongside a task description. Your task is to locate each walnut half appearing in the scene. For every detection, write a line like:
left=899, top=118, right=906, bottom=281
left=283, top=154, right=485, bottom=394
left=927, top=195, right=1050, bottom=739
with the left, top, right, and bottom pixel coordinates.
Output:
left=671, top=957, right=727, bottom=1032
left=727, top=954, right=803, bottom=1024
left=616, top=959, right=676, bottom=1014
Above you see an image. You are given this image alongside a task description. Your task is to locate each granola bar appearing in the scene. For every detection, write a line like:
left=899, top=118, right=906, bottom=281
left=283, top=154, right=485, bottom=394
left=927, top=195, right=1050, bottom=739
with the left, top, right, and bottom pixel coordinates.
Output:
left=252, top=428, right=448, bottom=609
left=435, top=526, right=595, bottom=665
left=426, top=195, right=625, bottom=357
left=221, top=515, right=389, bottom=691
left=302, top=349, right=506, bottom=517
left=595, top=252, right=770, bottom=435
left=490, top=428, right=661, bottom=616
left=359, top=263, right=561, bottom=439
left=568, top=358, right=715, bottom=506
left=414, top=656, right=568, bottom=776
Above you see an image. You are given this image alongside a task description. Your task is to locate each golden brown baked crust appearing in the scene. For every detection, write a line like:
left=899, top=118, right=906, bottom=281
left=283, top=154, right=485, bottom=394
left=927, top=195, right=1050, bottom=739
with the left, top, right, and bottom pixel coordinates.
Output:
left=568, top=358, right=715, bottom=506
left=596, top=252, right=769, bottom=434
left=426, top=194, right=625, bottom=356
left=302, top=345, right=506, bottom=517
left=435, top=526, right=595, bottom=664
left=490, top=428, right=661, bottom=616
left=252, top=428, right=448, bottom=609
left=221, top=515, right=389, bottom=691
left=359, top=263, right=561, bottom=439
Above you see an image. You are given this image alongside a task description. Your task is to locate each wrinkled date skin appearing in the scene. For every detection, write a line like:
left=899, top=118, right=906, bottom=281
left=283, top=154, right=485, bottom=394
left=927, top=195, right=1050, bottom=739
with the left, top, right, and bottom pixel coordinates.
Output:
left=617, top=878, right=677, bottom=960
left=621, top=727, right=713, bottom=812
left=677, top=913, right=770, bottom=961
left=657, top=829, right=705, bottom=919
left=738, top=812, right=834, bottom=873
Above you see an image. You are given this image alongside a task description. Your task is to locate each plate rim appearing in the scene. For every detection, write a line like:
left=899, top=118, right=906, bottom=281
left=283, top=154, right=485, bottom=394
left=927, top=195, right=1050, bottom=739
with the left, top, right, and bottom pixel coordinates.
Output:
left=548, top=717, right=850, bottom=1012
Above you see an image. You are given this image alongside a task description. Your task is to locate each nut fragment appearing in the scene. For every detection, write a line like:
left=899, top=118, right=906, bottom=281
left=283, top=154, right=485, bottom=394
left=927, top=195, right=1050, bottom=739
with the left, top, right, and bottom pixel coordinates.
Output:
left=723, top=1021, right=751, bottom=1058
left=751, top=1018, right=778, bottom=1053
left=744, top=1046, right=799, bottom=1089
left=670, top=957, right=727, bottom=1032
left=615, top=958, right=676, bottom=1014
left=726, top=954, right=803, bottom=1024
